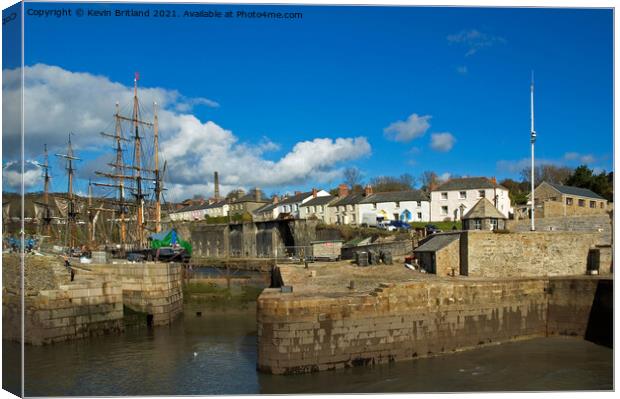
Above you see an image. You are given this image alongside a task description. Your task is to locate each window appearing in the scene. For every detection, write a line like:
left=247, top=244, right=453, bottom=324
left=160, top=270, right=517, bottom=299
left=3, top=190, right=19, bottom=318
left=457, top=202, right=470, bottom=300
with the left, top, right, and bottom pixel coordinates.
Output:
left=578, top=199, right=585, bottom=207
left=473, top=219, right=481, bottom=230
left=417, top=212, right=422, bottom=219
left=566, top=197, right=573, bottom=205
left=441, top=206, right=448, bottom=215
left=417, top=201, right=421, bottom=207
left=441, top=192, right=448, bottom=200
left=310, top=206, right=315, bottom=213
left=395, top=201, right=400, bottom=208
left=459, top=191, right=467, bottom=199
left=478, top=190, right=485, bottom=198
left=372, top=203, right=377, bottom=209
left=590, top=201, right=596, bottom=208
left=318, top=205, right=323, bottom=212
left=490, top=219, right=498, bottom=230
left=348, top=204, right=353, bottom=211
left=600, top=202, right=604, bottom=209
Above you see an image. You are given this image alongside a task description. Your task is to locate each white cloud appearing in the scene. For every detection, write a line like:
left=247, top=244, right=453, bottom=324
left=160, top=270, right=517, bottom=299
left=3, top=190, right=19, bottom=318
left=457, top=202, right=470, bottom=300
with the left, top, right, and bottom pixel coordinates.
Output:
left=447, top=29, right=506, bottom=57
left=564, top=152, right=596, bottom=164
left=383, top=113, right=431, bottom=142
left=439, top=172, right=451, bottom=182
left=2, top=161, right=42, bottom=190
left=3, top=64, right=371, bottom=200
left=430, top=132, right=456, bottom=152
left=456, top=65, right=468, bottom=75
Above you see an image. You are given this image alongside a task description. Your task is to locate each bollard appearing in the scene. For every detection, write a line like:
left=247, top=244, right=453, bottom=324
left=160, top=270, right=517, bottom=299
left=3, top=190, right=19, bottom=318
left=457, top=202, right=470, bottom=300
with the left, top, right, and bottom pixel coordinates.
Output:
left=349, top=280, right=355, bottom=290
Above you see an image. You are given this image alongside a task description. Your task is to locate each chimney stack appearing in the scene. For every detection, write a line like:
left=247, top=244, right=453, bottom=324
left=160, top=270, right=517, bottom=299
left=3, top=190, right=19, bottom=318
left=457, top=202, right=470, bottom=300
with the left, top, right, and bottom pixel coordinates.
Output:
left=254, top=188, right=261, bottom=202
left=490, top=176, right=497, bottom=185
left=338, top=183, right=349, bottom=198
left=272, top=195, right=279, bottom=204
left=364, top=185, right=373, bottom=197
left=214, top=171, right=220, bottom=200
left=312, top=188, right=318, bottom=198
left=429, top=181, right=438, bottom=192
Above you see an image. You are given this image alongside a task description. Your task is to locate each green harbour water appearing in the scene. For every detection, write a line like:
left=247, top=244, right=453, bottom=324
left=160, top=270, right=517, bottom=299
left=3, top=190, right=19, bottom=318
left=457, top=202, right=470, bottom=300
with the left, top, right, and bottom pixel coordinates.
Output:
left=3, top=305, right=613, bottom=396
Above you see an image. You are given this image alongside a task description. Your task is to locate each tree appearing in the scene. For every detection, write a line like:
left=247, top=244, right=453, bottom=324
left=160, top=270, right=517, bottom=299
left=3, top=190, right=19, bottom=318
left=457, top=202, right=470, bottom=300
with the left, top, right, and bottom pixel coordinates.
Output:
left=369, top=174, right=415, bottom=192
left=225, top=189, right=245, bottom=200
left=520, top=164, right=572, bottom=186
left=343, top=167, right=363, bottom=190
left=500, top=178, right=529, bottom=205
left=565, top=165, right=613, bottom=202
left=419, top=171, right=439, bottom=192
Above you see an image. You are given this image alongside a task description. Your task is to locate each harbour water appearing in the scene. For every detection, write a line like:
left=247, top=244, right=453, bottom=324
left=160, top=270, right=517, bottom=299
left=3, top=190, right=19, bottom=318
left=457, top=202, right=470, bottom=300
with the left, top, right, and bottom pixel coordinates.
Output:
left=2, top=305, right=613, bottom=396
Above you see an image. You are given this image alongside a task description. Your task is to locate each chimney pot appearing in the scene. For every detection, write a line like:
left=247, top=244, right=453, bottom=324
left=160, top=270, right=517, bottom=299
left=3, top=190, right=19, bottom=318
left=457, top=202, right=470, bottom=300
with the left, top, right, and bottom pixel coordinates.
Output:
left=364, top=185, right=373, bottom=197
left=312, top=188, right=318, bottom=198
left=338, top=183, right=349, bottom=198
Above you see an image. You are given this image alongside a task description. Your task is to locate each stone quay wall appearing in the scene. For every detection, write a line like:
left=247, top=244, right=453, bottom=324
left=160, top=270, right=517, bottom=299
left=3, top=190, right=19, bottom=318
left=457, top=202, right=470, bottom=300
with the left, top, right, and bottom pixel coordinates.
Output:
left=506, top=214, right=612, bottom=245
left=88, top=262, right=183, bottom=326
left=460, top=231, right=600, bottom=277
left=3, top=278, right=124, bottom=345
left=341, top=240, right=412, bottom=260
left=257, top=275, right=611, bottom=375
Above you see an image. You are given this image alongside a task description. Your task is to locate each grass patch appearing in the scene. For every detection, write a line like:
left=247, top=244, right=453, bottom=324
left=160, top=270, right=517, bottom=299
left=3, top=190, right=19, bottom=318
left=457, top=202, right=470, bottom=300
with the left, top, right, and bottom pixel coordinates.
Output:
left=409, top=221, right=462, bottom=231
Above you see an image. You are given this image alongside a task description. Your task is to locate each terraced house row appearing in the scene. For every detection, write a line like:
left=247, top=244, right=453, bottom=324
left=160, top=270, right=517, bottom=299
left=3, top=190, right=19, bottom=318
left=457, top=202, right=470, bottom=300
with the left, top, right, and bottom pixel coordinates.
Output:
left=168, top=176, right=608, bottom=225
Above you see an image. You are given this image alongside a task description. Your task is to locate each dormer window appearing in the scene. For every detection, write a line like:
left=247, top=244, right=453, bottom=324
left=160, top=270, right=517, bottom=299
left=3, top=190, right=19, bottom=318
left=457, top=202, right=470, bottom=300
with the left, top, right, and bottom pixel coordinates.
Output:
left=459, top=191, right=467, bottom=199
left=441, top=192, right=448, bottom=200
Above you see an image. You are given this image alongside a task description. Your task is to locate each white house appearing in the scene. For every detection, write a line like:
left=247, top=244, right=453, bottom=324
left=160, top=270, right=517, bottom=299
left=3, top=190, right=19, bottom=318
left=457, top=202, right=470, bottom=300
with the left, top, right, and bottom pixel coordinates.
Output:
left=430, top=177, right=510, bottom=222
left=205, top=199, right=229, bottom=218
left=299, top=195, right=336, bottom=223
left=169, top=203, right=210, bottom=221
left=276, top=189, right=330, bottom=219
left=328, top=184, right=366, bottom=225
left=358, top=188, right=430, bottom=224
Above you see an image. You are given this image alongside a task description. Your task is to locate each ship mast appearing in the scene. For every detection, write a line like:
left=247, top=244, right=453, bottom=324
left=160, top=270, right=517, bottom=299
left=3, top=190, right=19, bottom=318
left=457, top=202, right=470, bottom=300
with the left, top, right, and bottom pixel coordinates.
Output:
left=55, top=134, right=81, bottom=250
left=42, top=144, right=52, bottom=236
left=153, top=101, right=162, bottom=233
left=132, top=72, right=145, bottom=246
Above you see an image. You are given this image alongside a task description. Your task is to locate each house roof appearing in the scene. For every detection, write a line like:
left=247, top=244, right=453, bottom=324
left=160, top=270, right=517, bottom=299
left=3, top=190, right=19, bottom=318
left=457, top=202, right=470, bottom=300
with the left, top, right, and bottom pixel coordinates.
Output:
left=170, top=203, right=210, bottom=214
left=544, top=182, right=605, bottom=201
left=279, top=191, right=313, bottom=205
left=206, top=199, right=228, bottom=209
left=254, top=202, right=278, bottom=214
left=359, top=190, right=429, bottom=204
left=302, top=195, right=336, bottom=207
left=462, top=197, right=506, bottom=220
left=434, top=177, right=505, bottom=191
left=413, top=233, right=460, bottom=253
left=329, top=193, right=366, bottom=207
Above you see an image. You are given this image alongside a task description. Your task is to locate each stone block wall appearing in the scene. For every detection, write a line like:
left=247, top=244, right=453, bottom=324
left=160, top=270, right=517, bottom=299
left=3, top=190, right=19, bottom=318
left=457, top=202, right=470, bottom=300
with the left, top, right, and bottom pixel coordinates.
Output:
left=506, top=214, right=612, bottom=245
left=258, top=278, right=549, bottom=374
left=461, top=231, right=600, bottom=277
left=435, top=238, right=460, bottom=277
left=3, top=278, right=124, bottom=345
left=89, top=263, right=183, bottom=326
left=342, top=240, right=412, bottom=260
left=257, top=275, right=611, bottom=375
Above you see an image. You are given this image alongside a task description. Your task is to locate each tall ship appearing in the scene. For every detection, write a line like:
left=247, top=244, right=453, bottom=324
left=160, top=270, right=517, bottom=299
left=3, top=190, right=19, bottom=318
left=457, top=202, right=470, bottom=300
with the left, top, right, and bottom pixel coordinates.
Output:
left=90, top=72, right=166, bottom=254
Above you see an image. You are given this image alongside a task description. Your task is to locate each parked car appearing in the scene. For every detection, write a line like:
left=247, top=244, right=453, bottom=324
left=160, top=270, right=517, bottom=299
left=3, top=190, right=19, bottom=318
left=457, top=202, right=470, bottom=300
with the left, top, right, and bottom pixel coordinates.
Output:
left=389, top=220, right=411, bottom=230
left=425, top=224, right=442, bottom=234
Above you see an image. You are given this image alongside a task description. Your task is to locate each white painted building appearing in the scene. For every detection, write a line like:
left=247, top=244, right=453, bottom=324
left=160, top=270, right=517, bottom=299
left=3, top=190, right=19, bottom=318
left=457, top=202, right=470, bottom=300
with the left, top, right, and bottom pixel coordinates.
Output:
left=358, top=189, right=431, bottom=223
left=430, top=177, right=510, bottom=222
left=205, top=199, right=229, bottom=218
left=276, top=189, right=330, bottom=219
left=299, top=195, right=336, bottom=223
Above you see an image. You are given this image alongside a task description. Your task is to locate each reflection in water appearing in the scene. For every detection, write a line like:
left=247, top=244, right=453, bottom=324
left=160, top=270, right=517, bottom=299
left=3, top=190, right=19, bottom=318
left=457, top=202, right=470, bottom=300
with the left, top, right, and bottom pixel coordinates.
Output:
left=2, top=305, right=613, bottom=396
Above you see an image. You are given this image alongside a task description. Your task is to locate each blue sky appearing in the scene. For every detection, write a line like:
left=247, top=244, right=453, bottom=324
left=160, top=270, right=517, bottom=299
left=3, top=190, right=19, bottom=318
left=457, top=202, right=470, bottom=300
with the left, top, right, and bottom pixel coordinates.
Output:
left=2, top=2, right=613, bottom=200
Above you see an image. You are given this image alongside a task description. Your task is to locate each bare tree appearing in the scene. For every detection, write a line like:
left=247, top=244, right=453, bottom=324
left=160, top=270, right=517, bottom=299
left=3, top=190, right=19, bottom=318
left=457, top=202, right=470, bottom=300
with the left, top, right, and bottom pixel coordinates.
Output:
left=343, top=167, right=363, bottom=189
left=419, top=171, right=439, bottom=192
left=520, top=164, right=572, bottom=186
